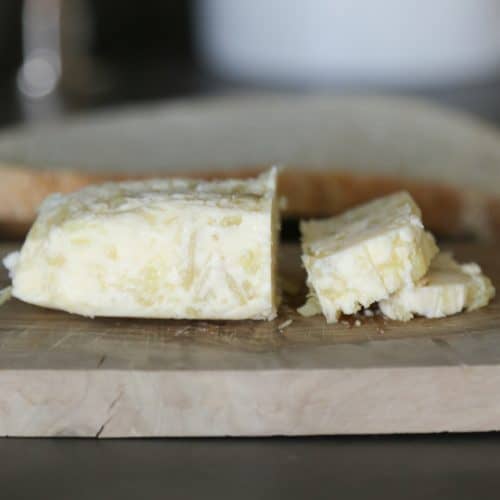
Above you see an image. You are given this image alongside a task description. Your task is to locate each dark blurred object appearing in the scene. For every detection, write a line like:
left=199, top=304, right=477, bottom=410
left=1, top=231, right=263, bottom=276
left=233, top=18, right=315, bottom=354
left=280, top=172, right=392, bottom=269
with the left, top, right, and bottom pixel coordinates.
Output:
left=0, top=1, right=22, bottom=77
left=8, top=0, right=200, bottom=122
left=60, top=0, right=198, bottom=105
left=0, top=1, right=22, bottom=127
left=91, top=1, right=192, bottom=61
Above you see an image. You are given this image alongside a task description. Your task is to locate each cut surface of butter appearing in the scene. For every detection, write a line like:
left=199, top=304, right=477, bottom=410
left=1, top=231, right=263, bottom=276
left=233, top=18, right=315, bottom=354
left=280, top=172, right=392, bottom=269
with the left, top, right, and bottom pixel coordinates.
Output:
left=4, top=168, right=279, bottom=320
left=379, top=252, right=495, bottom=321
left=300, top=191, right=438, bottom=323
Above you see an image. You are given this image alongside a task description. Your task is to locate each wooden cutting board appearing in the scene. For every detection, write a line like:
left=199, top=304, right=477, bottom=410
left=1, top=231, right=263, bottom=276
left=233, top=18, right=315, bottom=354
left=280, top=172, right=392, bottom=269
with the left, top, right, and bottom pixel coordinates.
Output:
left=0, top=242, right=499, bottom=437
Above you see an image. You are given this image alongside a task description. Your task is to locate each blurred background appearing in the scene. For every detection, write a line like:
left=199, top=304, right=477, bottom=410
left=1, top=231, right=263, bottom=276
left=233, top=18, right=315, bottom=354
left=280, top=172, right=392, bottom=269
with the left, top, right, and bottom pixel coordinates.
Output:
left=1, top=0, right=500, bottom=129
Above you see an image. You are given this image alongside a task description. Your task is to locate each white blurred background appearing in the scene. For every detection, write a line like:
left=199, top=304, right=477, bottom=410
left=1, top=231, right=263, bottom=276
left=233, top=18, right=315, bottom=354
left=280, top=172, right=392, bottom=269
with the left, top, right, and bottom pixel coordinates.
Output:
left=197, top=0, right=500, bottom=87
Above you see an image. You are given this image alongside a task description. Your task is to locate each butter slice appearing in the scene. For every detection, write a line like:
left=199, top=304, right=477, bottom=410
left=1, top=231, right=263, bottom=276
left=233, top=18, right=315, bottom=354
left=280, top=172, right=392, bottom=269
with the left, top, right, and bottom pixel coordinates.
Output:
left=300, top=192, right=438, bottom=323
left=4, top=169, right=279, bottom=320
left=379, top=252, right=495, bottom=321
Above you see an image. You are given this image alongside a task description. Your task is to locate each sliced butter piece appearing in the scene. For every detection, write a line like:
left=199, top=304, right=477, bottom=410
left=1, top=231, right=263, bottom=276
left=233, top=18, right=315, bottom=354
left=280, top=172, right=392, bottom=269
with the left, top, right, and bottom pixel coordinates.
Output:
left=300, top=191, right=438, bottom=323
left=4, top=168, right=279, bottom=320
left=379, top=252, right=495, bottom=321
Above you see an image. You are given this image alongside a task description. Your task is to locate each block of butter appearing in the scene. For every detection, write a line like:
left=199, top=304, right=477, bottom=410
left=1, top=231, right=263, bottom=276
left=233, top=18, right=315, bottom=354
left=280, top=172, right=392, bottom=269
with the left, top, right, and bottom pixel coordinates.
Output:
left=299, top=192, right=438, bottom=323
left=4, top=168, right=279, bottom=320
left=379, top=252, right=495, bottom=321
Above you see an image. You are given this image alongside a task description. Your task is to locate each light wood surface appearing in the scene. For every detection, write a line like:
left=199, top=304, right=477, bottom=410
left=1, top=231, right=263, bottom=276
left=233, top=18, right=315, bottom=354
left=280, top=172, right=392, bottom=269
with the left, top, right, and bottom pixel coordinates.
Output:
left=0, top=243, right=499, bottom=437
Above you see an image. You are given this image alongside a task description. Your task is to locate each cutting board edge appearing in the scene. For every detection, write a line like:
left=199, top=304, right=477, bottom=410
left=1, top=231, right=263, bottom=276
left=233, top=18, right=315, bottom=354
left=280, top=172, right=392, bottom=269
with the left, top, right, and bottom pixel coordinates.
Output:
left=1, top=364, right=499, bottom=437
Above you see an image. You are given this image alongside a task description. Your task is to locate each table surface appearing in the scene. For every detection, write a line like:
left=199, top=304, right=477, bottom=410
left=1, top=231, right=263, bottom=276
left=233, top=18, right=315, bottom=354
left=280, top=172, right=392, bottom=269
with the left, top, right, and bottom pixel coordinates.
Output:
left=2, top=434, right=500, bottom=500
left=2, top=66, right=500, bottom=498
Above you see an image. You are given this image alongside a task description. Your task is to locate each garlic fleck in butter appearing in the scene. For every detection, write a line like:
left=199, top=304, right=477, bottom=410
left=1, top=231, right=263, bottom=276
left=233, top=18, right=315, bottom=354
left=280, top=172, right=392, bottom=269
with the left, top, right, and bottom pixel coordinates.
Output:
left=4, top=168, right=279, bottom=320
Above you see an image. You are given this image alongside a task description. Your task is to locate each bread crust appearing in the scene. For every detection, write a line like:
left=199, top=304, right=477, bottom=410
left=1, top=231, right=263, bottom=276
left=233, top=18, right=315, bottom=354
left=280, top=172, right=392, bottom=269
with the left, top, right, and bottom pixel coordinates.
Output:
left=1, top=164, right=498, bottom=240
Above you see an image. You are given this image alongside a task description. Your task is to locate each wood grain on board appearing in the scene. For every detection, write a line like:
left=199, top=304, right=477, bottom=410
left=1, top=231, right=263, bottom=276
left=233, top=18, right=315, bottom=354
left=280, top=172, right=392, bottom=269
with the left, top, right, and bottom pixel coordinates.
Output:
left=0, top=243, right=499, bottom=437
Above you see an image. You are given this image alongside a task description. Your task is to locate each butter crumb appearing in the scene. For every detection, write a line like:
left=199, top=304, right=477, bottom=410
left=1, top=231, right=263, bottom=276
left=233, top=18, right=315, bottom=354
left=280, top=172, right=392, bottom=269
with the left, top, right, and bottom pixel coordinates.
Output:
left=0, top=286, right=12, bottom=306
left=278, top=319, right=293, bottom=330
left=297, top=296, right=321, bottom=317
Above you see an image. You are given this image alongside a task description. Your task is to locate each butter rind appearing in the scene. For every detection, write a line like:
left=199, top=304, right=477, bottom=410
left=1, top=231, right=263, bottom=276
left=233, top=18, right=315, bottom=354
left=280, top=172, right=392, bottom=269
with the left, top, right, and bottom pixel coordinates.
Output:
left=300, top=192, right=438, bottom=323
left=6, top=168, right=279, bottom=320
left=379, top=252, right=495, bottom=321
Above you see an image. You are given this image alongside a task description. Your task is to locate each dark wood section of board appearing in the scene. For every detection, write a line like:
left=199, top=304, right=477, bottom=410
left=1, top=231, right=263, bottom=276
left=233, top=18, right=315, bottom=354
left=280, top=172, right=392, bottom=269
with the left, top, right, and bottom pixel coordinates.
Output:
left=0, top=243, right=498, bottom=370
